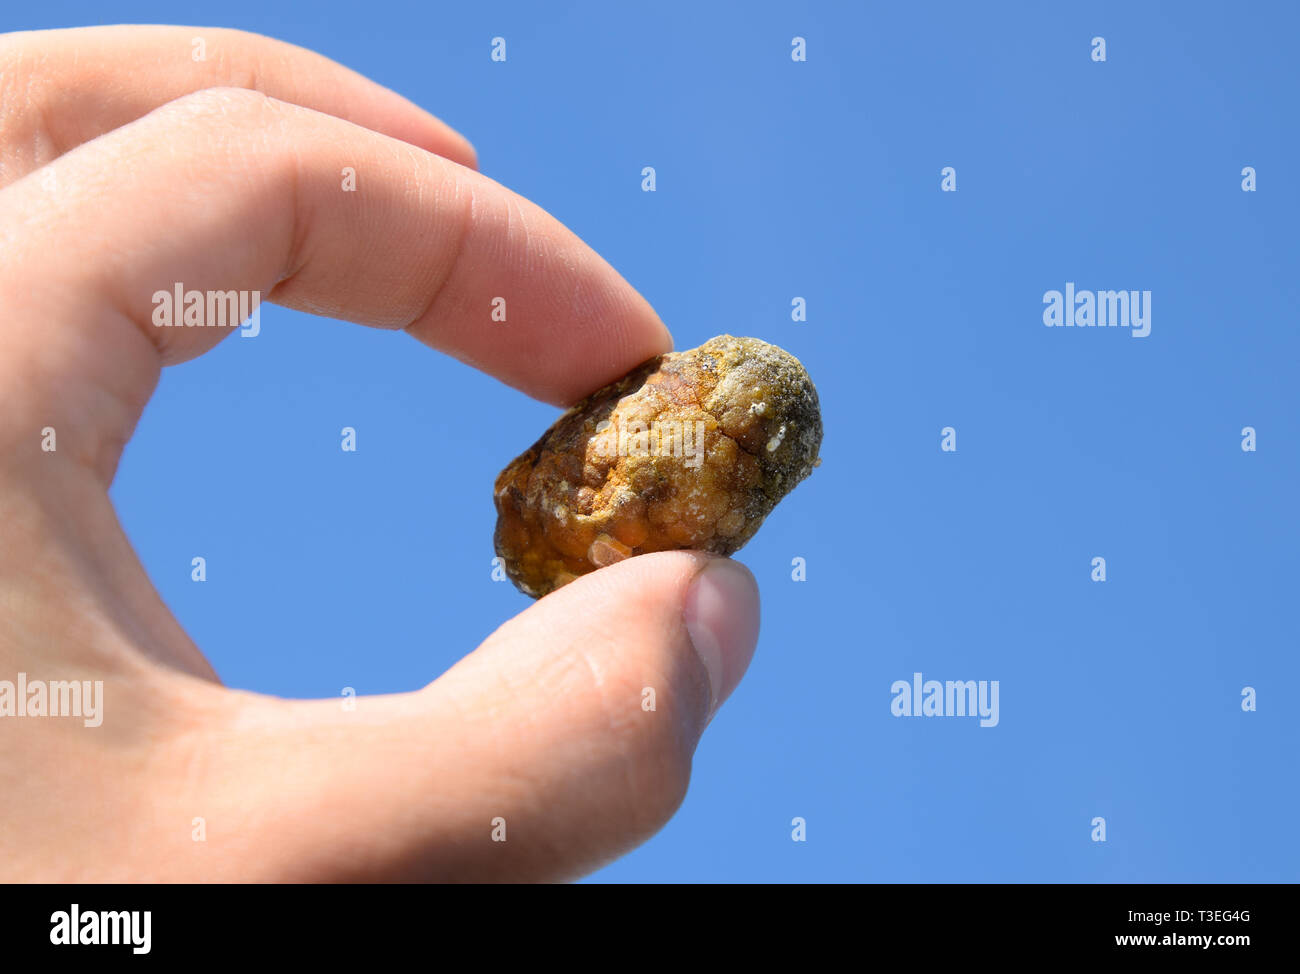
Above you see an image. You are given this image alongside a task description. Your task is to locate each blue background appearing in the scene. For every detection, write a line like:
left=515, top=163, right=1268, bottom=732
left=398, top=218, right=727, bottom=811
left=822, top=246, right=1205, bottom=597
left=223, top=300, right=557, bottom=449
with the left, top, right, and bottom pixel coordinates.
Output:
left=10, top=1, right=1296, bottom=881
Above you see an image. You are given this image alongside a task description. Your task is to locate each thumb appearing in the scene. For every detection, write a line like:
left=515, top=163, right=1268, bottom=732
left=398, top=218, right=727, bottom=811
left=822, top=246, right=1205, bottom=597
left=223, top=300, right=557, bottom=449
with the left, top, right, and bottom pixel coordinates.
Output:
left=217, top=551, right=760, bottom=882
left=413, top=550, right=759, bottom=880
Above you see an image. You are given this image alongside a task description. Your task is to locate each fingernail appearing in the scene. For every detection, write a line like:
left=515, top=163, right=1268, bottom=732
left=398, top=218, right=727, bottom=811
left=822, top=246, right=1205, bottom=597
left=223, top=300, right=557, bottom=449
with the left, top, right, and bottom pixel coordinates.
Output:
left=684, top=557, right=760, bottom=719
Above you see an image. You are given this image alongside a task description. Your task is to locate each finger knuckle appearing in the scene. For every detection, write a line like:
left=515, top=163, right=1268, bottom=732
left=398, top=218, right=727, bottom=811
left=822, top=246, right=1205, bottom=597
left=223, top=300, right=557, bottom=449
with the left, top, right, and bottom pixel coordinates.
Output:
left=163, top=84, right=277, bottom=119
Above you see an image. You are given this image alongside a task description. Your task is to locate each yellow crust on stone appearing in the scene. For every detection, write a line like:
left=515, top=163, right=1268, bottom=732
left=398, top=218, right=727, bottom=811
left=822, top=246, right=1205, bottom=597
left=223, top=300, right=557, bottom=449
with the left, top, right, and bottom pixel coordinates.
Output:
left=493, top=335, right=823, bottom=598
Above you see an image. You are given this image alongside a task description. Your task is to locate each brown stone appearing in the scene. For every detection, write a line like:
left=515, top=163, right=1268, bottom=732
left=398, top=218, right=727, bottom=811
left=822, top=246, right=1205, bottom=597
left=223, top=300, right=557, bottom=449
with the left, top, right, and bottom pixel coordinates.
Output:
left=493, top=335, right=823, bottom=597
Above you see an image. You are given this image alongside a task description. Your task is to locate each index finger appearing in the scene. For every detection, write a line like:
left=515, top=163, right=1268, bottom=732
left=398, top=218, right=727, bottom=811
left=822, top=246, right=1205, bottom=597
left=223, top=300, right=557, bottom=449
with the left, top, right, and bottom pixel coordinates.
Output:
left=0, top=87, right=671, bottom=482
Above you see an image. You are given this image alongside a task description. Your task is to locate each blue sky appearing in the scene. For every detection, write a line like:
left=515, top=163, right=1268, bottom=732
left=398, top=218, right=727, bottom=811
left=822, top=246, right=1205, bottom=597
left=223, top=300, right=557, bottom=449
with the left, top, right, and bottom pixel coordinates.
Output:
left=11, top=0, right=1297, bottom=881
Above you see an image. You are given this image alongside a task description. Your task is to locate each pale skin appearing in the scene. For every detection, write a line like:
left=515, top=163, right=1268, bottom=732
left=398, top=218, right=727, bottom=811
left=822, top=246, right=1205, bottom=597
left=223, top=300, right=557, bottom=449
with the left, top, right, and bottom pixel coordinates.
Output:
left=0, top=26, right=760, bottom=882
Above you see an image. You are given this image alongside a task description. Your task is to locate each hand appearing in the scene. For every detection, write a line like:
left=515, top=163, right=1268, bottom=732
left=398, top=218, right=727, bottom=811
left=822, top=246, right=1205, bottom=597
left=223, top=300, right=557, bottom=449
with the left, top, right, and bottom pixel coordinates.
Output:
left=0, top=25, right=759, bottom=882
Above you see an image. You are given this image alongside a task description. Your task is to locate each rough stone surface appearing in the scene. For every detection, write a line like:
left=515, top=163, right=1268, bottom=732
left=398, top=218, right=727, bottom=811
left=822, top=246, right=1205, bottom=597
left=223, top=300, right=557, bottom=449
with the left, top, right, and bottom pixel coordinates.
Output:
left=493, top=335, right=823, bottom=598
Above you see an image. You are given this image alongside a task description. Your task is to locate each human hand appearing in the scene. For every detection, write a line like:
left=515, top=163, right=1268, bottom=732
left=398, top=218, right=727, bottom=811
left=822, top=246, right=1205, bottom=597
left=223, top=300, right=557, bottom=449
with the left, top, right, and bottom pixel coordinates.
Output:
left=0, top=25, right=759, bottom=882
